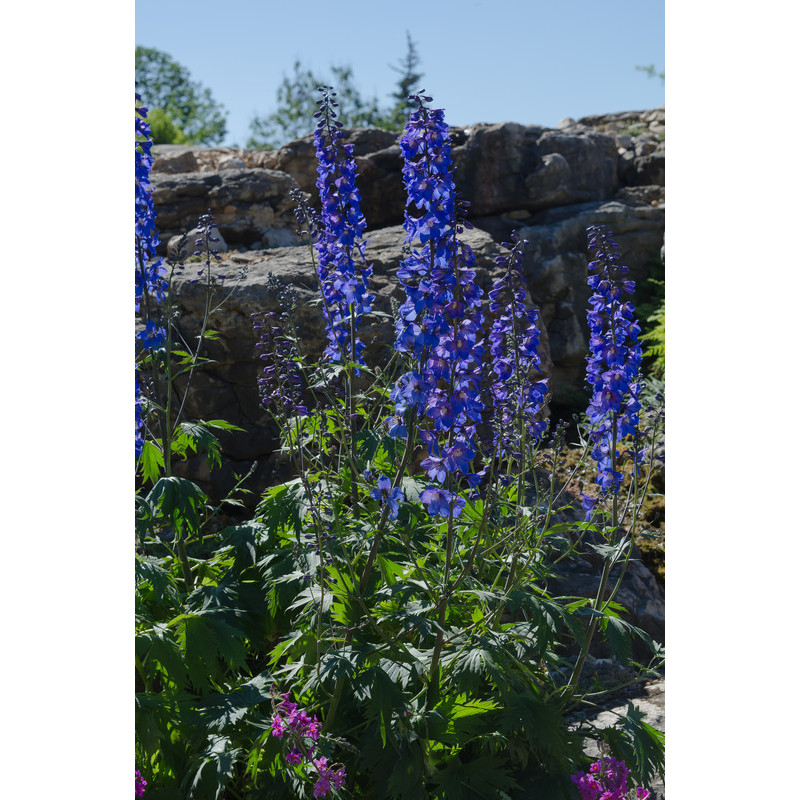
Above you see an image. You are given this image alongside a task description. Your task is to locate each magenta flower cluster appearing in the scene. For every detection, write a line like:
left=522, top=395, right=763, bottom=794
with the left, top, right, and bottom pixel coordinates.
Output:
left=134, top=769, right=147, bottom=797
left=584, top=225, right=643, bottom=498
left=571, top=756, right=650, bottom=800
left=270, top=691, right=346, bottom=797
left=312, top=87, right=374, bottom=370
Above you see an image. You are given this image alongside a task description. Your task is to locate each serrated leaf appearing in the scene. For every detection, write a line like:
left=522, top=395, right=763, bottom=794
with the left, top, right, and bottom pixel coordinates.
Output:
left=197, top=672, right=274, bottom=731
left=139, top=439, right=164, bottom=484
left=183, top=734, right=242, bottom=800
left=147, top=476, right=207, bottom=538
left=136, top=555, right=181, bottom=608
left=602, top=702, right=665, bottom=787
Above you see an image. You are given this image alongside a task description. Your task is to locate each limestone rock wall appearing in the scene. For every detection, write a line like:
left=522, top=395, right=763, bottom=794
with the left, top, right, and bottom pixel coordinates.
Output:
left=146, top=106, right=665, bottom=498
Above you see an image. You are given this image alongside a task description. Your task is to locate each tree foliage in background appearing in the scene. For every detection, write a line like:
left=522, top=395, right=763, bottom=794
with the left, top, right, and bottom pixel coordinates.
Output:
left=636, top=64, right=665, bottom=83
left=135, top=46, right=228, bottom=145
left=247, top=32, right=424, bottom=149
left=385, top=31, right=424, bottom=130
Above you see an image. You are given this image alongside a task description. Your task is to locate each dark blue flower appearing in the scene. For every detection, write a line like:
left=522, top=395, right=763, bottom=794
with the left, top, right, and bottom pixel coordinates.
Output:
left=135, top=96, right=168, bottom=457
left=388, top=94, right=486, bottom=497
left=310, top=88, right=374, bottom=371
left=370, top=475, right=404, bottom=519
left=420, top=486, right=465, bottom=518
left=485, top=233, right=548, bottom=458
left=252, top=310, right=307, bottom=416
left=583, top=225, right=643, bottom=497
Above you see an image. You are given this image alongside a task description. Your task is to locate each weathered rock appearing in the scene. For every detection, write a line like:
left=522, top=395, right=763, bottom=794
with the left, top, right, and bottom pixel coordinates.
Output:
left=149, top=168, right=301, bottom=251
left=573, top=108, right=665, bottom=188
left=449, top=123, right=619, bottom=217
left=150, top=112, right=660, bottom=256
left=517, top=198, right=663, bottom=403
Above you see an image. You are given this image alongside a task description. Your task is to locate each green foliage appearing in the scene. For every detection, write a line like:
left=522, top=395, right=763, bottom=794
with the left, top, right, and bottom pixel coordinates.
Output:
left=146, top=107, right=192, bottom=145
left=636, top=64, right=665, bottom=83
left=247, top=34, right=424, bottom=148
left=136, top=46, right=228, bottom=144
left=640, top=299, right=665, bottom=378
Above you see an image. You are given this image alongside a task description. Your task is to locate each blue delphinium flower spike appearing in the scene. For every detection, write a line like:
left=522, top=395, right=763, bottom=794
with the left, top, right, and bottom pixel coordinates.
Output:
left=584, top=225, right=643, bottom=503
left=311, top=87, right=374, bottom=371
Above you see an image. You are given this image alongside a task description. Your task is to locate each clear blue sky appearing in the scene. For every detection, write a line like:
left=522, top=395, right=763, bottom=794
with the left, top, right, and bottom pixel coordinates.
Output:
left=135, top=0, right=664, bottom=146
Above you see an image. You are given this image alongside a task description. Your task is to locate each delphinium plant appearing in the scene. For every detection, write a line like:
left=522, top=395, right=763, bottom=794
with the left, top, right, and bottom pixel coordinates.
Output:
left=134, top=85, right=665, bottom=800
left=241, top=90, right=664, bottom=799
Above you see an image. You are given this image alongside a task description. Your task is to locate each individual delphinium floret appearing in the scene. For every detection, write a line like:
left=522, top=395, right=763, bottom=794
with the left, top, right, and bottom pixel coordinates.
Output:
left=583, top=224, right=643, bottom=510
left=134, top=95, right=168, bottom=456
left=312, top=86, right=374, bottom=371
left=369, top=475, right=404, bottom=519
left=390, top=92, right=485, bottom=518
left=485, top=231, right=549, bottom=462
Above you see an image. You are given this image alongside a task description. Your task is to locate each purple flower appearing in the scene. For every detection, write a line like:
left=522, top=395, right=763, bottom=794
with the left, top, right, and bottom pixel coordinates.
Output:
left=253, top=311, right=307, bottom=416
left=311, top=756, right=347, bottom=798
left=420, top=486, right=465, bottom=518
left=135, top=770, right=147, bottom=797
left=388, top=94, right=486, bottom=499
left=485, top=233, right=549, bottom=458
left=369, top=475, right=404, bottom=519
left=135, top=96, right=167, bottom=457
left=583, top=225, right=642, bottom=502
left=310, top=88, right=374, bottom=371
left=570, top=755, right=648, bottom=800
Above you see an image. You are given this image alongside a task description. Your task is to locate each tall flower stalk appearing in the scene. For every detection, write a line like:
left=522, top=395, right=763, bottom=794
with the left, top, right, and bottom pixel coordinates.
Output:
left=311, top=87, right=375, bottom=511
left=568, top=224, right=643, bottom=691
left=135, top=94, right=167, bottom=458
left=392, top=93, right=485, bottom=518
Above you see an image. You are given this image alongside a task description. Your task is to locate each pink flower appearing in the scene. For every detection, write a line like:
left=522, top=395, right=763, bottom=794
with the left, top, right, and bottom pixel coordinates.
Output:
left=134, top=770, right=147, bottom=798
left=271, top=714, right=285, bottom=738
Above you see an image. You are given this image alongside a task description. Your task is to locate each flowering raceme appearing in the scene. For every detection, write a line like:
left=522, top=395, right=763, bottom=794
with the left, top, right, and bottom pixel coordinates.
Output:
left=571, top=755, right=650, bottom=800
left=583, top=224, right=643, bottom=499
left=312, top=87, right=374, bottom=370
left=135, top=95, right=167, bottom=328
left=269, top=690, right=346, bottom=797
left=135, top=95, right=168, bottom=457
left=252, top=311, right=307, bottom=417
left=485, top=232, right=548, bottom=458
left=390, top=92, right=485, bottom=518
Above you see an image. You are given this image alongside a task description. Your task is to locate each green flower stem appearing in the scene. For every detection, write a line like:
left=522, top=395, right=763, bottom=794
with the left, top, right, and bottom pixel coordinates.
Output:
left=427, top=467, right=456, bottom=707
left=567, top=416, right=620, bottom=692
left=357, top=412, right=418, bottom=595
left=325, top=416, right=419, bottom=735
